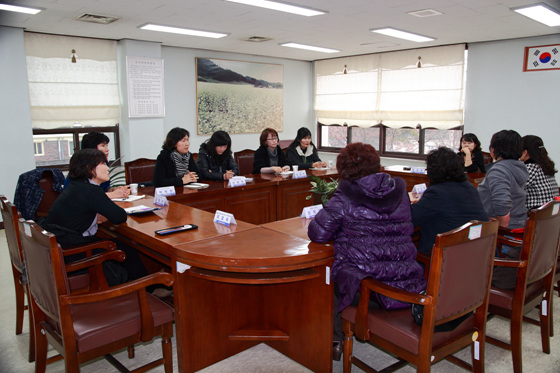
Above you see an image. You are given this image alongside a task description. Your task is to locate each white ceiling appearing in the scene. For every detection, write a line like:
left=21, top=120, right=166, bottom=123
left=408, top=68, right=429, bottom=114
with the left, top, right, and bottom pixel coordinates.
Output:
left=1, top=0, right=560, bottom=61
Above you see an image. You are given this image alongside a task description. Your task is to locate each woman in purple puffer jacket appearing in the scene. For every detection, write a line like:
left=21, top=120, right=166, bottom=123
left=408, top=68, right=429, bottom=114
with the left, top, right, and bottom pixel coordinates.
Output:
left=308, top=143, right=426, bottom=359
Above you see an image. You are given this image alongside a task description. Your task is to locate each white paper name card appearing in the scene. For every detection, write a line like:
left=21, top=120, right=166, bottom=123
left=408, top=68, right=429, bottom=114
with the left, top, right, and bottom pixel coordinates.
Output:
left=228, top=176, right=246, bottom=187
left=552, top=204, right=559, bottom=215
left=153, top=195, right=169, bottom=206
left=155, top=186, right=176, bottom=197
left=292, top=170, right=307, bottom=179
left=411, top=167, right=426, bottom=174
left=214, top=210, right=237, bottom=226
left=468, top=224, right=482, bottom=240
left=302, top=204, right=323, bottom=219
left=176, top=261, right=191, bottom=273
left=412, top=183, right=427, bottom=195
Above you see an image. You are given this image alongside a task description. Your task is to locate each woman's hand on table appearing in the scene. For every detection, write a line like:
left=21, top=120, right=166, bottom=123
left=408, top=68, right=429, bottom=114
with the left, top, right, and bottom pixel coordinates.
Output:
left=182, top=172, right=199, bottom=184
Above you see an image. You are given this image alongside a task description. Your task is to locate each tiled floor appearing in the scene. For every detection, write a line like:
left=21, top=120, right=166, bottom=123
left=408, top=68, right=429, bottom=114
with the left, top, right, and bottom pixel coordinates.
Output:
left=1, top=229, right=559, bottom=372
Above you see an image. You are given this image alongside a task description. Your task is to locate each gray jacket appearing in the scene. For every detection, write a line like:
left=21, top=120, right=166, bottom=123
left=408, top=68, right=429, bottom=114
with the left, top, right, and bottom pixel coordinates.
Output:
left=478, top=159, right=529, bottom=229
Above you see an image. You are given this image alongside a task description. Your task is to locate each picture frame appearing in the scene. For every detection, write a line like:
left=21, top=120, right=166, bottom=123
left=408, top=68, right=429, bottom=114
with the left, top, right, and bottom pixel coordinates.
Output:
left=523, top=44, right=560, bottom=72
left=196, top=58, right=284, bottom=135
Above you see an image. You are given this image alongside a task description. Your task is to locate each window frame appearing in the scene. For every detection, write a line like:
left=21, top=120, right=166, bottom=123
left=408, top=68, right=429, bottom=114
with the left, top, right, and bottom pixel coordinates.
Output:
left=32, top=125, right=121, bottom=170
left=33, top=141, right=45, bottom=156
left=317, top=122, right=463, bottom=161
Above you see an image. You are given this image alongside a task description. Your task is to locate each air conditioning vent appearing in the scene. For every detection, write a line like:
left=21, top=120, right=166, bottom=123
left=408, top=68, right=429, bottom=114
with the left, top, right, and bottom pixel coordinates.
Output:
left=408, top=9, right=443, bottom=18
left=75, top=13, right=120, bottom=25
left=243, top=36, right=272, bottom=43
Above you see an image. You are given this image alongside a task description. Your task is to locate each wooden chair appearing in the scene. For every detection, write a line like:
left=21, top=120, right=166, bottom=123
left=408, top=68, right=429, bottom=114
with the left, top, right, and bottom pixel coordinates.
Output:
left=234, top=149, right=255, bottom=176
left=1, top=195, right=35, bottom=362
left=124, top=158, right=156, bottom=186
left=481, top=151, right=493, bottom=165
left=342, top=220, right=499, bottom=373
left=35, top=170, right=62, bottom=220
left=487, top=200, right=560, bottom=373
left=19, top=219, right=175, bottom=373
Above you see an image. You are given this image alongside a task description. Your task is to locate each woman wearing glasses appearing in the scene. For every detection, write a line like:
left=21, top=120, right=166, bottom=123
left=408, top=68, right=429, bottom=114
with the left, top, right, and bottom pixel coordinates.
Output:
left=252, top=127, right=291, bottom=174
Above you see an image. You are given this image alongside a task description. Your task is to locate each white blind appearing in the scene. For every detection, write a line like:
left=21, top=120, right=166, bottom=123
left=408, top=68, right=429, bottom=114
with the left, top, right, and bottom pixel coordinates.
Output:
left=314, top=44, right=465, bottom=129
left=25, top=33, right=120, bottom=129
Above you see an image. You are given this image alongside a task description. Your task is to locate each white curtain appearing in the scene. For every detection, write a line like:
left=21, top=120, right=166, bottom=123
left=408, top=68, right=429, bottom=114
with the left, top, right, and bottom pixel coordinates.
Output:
left=314, top=44, right=465, bottom=129
left=25, top=33, right=120, bottom=129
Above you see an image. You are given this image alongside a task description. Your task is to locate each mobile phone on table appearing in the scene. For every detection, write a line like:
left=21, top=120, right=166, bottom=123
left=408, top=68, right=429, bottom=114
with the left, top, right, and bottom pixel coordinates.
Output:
left=155, top=224, right=198, bottom=236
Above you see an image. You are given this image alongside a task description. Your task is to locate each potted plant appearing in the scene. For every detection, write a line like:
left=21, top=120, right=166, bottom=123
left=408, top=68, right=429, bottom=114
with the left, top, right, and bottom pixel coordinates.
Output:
left=306, top=174, right=338, bottom=205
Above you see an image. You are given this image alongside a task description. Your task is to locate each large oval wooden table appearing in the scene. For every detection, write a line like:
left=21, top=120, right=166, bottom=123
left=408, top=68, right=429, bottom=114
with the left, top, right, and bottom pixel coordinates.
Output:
left=102, top=197, right=334, bottom=373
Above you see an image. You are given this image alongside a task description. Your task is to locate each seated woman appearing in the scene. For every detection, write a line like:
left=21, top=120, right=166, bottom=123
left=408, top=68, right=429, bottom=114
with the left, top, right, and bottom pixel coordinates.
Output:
left=412, top=147, right=489, bottom=255
left=458, top=132, right=486, bottom=173
left=521, top=135, right=559, bottom=210
left=63, top=131, right=129, bottom=199
left=252, top=127, right=290, bottom=174
left=197, top=130, right=239, bottom=181
left=153, top=127, right=199, bottom=187
left=44, top=149, right=147, bottom=286
left=285, top=127, right=326, bottom=169
left=307, top=142, right=426, bottom=359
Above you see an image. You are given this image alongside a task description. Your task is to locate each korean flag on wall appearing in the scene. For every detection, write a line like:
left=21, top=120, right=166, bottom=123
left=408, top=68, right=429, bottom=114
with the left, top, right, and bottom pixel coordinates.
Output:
left=524, top=44, right=560, bottom=71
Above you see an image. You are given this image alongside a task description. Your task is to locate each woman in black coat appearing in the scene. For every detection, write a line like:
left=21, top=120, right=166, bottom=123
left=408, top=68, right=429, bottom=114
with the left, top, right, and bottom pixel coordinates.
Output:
left=197, top=130, right=239, bottom=181
left=285, top=127, right=326, bottom=169
left=153, top=127, right=199, bottom=187
left=252, top=127, right=290, bottom=174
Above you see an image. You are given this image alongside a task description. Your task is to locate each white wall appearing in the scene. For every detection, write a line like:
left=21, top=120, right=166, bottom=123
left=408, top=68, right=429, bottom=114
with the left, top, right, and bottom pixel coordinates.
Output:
left=465, top=34, right=560, bottom=165
left=161, top=46, right=314, bottom=154
left=0, top=27, right=35, bottom=202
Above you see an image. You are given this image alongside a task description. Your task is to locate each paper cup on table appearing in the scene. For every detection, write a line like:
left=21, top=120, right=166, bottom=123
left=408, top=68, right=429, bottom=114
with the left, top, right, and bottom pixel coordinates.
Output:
left=292, top=165, right=299, bottom=172
left=328, top=160, right=333, bottom=169
left=130, top=183, right=138, bottom=195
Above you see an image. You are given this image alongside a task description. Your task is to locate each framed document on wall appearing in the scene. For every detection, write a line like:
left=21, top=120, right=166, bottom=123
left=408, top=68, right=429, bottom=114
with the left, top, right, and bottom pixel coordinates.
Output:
left=523, top=44, right=560, bottom=72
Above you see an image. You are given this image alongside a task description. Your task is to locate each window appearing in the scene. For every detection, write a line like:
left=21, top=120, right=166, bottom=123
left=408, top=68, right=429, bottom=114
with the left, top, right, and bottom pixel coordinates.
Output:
left=314, top=44, right=466, bottom=159
left=33, top=141, right=44, bottom=156
left=32, top=126, right=120, bottom=169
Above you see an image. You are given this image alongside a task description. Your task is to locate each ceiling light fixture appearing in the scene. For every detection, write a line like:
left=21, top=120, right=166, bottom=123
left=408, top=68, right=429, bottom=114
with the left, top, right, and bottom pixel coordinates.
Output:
left=370, top=28, right=435, bottom=42
left=225, top=0, right=326, bottom=17
left=512, top=3, right=560, bottom=27
left=0, top=3, right=41, bottom=14
left=139, top=24, right=228, bottom=39
left=280, top=42, right=339, bottom=53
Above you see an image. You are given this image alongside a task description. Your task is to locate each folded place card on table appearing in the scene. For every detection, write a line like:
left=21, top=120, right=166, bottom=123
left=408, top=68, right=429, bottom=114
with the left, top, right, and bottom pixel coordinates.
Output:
left=411, top=167, right=427, bottom=174
left=213, top=210, right=237, bottom=226
left=124, top=205, right=161, bottom=215
left=184, top=183, right=209, bottom=189
left=112, top=194, right=145, bottom=202
left=155, top=186, right=176, bottom=196
left=310, top=167, right=328, bottom=170
left=292, top=170, right=307, bottom=179
left=412, top=183, right=427, bottom=195
left=302, top=204, right=323, bottom=219
left=153, top=195, right=169, bottom=206
left=228, top=176, right=246, bottom=187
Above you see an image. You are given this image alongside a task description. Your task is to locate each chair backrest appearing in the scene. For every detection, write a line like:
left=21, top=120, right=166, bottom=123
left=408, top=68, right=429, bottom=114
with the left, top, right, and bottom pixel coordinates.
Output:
left=520, top=201, right=560, bottom=284
left=234, top=149, right=255, bottom=176
left=428, top=220, right=498, bottom=324
left=278, top=139, right=291, bottom=150
left=124, top=158, right=156, bottom=185
left=18, top=219, right=67, bottom=324
left=481, top=151, right=493, bottom=165
left=35, top=171, right=62, bottom=218
left=0, top=195, right=24, bottom=271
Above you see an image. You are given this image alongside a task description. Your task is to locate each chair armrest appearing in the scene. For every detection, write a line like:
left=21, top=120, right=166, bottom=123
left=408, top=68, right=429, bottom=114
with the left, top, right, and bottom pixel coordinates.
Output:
left=64, top=250, right=126, bottom=273
left=62, top=240, right=117, bottom=257
left=493, top=257, right=527, bottom=268
left=361, top=277, right=431, bottom=306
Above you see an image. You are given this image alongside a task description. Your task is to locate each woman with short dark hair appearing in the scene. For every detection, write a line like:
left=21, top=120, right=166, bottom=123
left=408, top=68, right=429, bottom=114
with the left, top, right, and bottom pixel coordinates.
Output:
left=252, top=127, right=290, bottom=174
left=412, top=147, right=488, bottom=255
left=197, top=130, right=239, bottom=180
left=153, top=127, right=199, bottom=187
left=285, top=127, right=326, bottom=169
left=308, top=142, right=426, bottom=359
left=44, top=149, right=147, bottom=286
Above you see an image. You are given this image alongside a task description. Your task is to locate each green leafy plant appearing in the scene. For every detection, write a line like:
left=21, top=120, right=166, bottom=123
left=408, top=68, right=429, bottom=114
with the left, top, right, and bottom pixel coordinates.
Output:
left=306, top=174, right=338, bottom=205
left=109, top=157, right=126, bottom=187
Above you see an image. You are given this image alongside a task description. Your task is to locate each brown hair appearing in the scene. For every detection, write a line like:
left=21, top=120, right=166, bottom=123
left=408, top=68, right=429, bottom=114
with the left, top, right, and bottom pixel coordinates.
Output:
left=337, top=142, right=381, bottom=181
left=259, top=128, right=279, bottom=147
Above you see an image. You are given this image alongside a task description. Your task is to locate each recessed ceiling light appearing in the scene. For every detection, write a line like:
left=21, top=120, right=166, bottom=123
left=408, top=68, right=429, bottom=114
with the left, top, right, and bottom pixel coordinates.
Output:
left=225, top=0, right=326, bottom=17
left=513, top=3, right=560, bottom=27
left=280, top=42, right=339, bottom=53
left=370, top=28, right=435, bottom=42
left=0, top=3, right=41, bottom=14
left=139, top=24, right=228, bottom=39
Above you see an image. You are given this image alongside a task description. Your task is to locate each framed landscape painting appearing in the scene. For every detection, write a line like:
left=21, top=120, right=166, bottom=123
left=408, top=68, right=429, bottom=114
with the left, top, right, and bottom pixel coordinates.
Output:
left=196, top=58, right=284, bottom=135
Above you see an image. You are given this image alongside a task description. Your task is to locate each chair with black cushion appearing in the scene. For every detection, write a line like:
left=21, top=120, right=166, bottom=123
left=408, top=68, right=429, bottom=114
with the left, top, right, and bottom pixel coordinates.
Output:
left=487, top=200, right=560, bottom=373
left=234, top=149, right=255, bottom=176
left=124, top=158, right=156, bottom=186
left=19, top=219, right=174, bottom=373
left=342, top=220, right=499, bottom=373
left=1, top=195, right=35, bottom=362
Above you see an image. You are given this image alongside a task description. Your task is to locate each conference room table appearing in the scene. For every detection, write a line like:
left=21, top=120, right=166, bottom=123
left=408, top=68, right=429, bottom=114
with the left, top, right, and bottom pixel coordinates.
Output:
left=101, top=196, right=334, bottom=373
